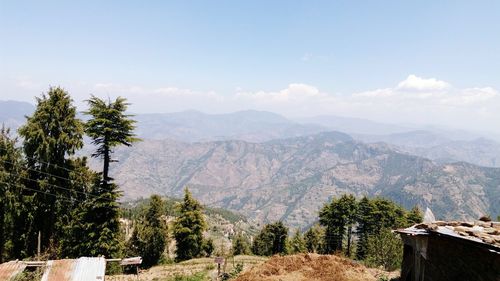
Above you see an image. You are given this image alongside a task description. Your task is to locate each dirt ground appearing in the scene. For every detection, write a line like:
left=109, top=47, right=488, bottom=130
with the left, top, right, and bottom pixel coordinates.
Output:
left=234, top=254, right=398, bottom=281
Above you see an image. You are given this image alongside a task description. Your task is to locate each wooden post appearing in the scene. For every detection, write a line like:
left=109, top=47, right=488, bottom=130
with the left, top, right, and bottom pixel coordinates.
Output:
left=37, top=231, right=41, bottom=260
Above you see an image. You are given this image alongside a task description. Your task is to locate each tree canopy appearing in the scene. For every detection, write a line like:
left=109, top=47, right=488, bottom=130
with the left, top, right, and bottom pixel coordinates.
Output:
left=173, top=188, right=208, bottom=261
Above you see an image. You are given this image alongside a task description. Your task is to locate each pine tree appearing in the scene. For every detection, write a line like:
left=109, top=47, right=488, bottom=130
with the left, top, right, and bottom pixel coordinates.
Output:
left=85, top=96, right=139, bottom=186
left=406, top=205, right=423, bottom=226
left=304, top=225, right=323, bottom=253
left=0, top=127, right=27, bottom=262
left=84, top=95, right=139, bottom=258
left=355, top=197, right=410, bottom=261
left=365, top=228, right=403, bottom=271
left=355, top=196, right=374, bottom=260
left=289, top=229, right=306, bottom=254
left=201, top=238, right=214, bottom=257
left=18, top=87, right=84, bottom=257
left=319, top=194, right=357, bottom=254
left=371, top=197, right=407, bottom=230
left=128, top=195, right=168, bottom=267
left=252, top=221, right=288, bottom=256
left=232, top=233, right=251, bottom=256
left=173, top=188, right=207, bottom=261
left=59, top=159, right=102, bottom=257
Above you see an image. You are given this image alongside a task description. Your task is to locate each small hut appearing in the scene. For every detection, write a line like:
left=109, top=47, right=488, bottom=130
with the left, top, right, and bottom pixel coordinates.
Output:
left=397, top=220, right=500, bottom=281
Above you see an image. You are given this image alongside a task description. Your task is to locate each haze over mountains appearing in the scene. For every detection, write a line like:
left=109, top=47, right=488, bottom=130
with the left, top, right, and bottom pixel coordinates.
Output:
left=1, top=100, right=499, bottom=227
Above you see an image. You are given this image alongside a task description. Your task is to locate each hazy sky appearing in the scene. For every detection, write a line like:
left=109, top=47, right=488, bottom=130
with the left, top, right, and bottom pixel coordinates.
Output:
left=1, top=1, right=499, bottom=133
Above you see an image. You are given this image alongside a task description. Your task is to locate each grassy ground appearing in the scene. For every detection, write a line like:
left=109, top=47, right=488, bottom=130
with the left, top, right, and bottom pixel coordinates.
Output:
left=106, top=255, right=268, bottom=281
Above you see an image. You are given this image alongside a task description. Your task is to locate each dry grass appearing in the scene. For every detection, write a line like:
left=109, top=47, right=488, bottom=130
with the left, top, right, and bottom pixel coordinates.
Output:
left=234, top=254, right=397, bottom=281
left=106, top=255, right=268, bottom=281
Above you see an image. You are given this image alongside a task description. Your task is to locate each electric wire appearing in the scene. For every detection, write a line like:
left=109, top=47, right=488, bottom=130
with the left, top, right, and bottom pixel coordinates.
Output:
left=0, top=179, right=119, bottom=211
left=0, top=170, right=117, bottom=203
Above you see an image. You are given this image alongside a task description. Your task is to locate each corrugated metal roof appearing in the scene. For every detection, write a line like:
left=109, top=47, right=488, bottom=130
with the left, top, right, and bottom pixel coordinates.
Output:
left=41, top=257, right=106, bottom=281
left=41, top=259, right=76, bottom=281
left=397, top=220, right=500, bottom=250
left=0, top=261, right=27, bottom=280
left=71, top=257, right=106, bottom=281
left=1, top=256, right=134, bottom=280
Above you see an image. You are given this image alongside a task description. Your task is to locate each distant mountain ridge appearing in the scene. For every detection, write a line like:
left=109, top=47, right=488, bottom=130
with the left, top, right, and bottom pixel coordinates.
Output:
left=100, top=132, right=500, bottom=228
left=0, top=100, right=35, bottom=130
left=3, top=100, right=500, bottom=168
left=134, top=110, right=326, bottom=142
left=357, top=130, right=500, bottom=168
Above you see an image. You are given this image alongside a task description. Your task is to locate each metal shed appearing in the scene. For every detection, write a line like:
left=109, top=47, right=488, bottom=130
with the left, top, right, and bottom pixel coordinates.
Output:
left=397, top=220, right=500, bottom=281
left=0, top=260, right=27, bottom=280
left=41, top=257, right=106, bottom=281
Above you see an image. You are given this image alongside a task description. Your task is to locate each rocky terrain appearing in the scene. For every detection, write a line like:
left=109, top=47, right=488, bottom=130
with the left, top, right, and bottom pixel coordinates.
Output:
left=100, top=132, right=500, bottom=228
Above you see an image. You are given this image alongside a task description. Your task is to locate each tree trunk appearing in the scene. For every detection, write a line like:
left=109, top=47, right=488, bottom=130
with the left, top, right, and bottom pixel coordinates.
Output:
left=103, top=143, right=110, bottom=186
left=346, top=226, right=352, bottom=257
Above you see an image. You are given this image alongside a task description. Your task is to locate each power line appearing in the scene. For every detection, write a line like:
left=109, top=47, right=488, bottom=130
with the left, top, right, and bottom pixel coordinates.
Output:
left=0, top=179, right=119, bottom=211
left=0, top=158, right=80, bottom=184
left=0, top=170, right=116, bottom=203
left=0, top=146, right=99, bottom=176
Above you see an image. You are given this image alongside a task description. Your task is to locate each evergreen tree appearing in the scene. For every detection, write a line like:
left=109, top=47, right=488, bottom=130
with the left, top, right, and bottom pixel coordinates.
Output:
left=173, top=188, right=207, bottom=261
left=406, top=205, right=423, bottom=226
left=0, top=127, right=27, bottom=262
left=355, top=196, right=374, bottom=260
left=304, top=225, right=323, bottom=253
left=355, top=197, right=410, bottom=261
left=289, top=229, right=306, bottom=254
left=232, top=233, right=251, bottom=256
left=365, top=228, right=403, bottom=271
left=371, top=197, right=407, bottom=230
left=59, top=159, right=102, bottom=257
left=201, top=238, right=214, bottom=257
left=84, top=95, right=139, bottom=258
left=252, top=221, right=288, bottom=256
left=319, top=194, right=357, bottom=254
left=18, top=87, right=84, bottom=257
left=128, top=195, right=168, bottom=267
left=85, top=96, right=138, bottom=186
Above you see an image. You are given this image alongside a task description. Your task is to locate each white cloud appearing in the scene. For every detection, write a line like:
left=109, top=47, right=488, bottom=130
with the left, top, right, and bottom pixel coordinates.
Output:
left=2, top=74, right=499, bottom=134
left=397, top=74, right=450, bottom=91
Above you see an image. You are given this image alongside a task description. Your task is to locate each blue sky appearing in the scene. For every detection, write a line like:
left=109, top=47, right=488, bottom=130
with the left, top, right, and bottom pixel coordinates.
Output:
left=1, top=1, right=499, bottom=133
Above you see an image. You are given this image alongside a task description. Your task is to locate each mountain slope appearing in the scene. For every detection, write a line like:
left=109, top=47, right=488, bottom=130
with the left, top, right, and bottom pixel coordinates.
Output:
left=100, top=132, right=500, bottom=228
left=357, top=131, right=500, bottom=167
left=134, top=110, right=326, bottom=142
left=0, top=100, right=34, bottom=130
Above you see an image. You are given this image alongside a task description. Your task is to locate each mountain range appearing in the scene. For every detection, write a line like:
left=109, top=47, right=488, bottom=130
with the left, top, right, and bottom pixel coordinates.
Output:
left=1, top=100, right=499, bottom=227
left=102, top=132, right=500, bottom=228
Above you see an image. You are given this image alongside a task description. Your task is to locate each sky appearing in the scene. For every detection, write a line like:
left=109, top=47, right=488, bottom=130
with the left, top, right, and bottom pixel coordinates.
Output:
left=1, top=1, right=499, bottom=134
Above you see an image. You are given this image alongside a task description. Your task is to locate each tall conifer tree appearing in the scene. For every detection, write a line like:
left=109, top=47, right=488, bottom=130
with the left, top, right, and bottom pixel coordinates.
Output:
left=18, top=87, right=84, bottom=256
left=319, top=194, right=357, bottom=254
left=84, top=95, right=138, bottom=258
left=0, top=127, right=27, bottom=261
left=128, top=195, right=168, bottom=267
left=173, top=188, right=207, bottom=261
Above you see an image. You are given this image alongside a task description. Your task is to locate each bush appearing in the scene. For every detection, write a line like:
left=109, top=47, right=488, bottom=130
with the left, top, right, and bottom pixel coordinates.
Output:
left=365, top=228, right=403, bottom=271
left=169, top=271, right=207, bottom=281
